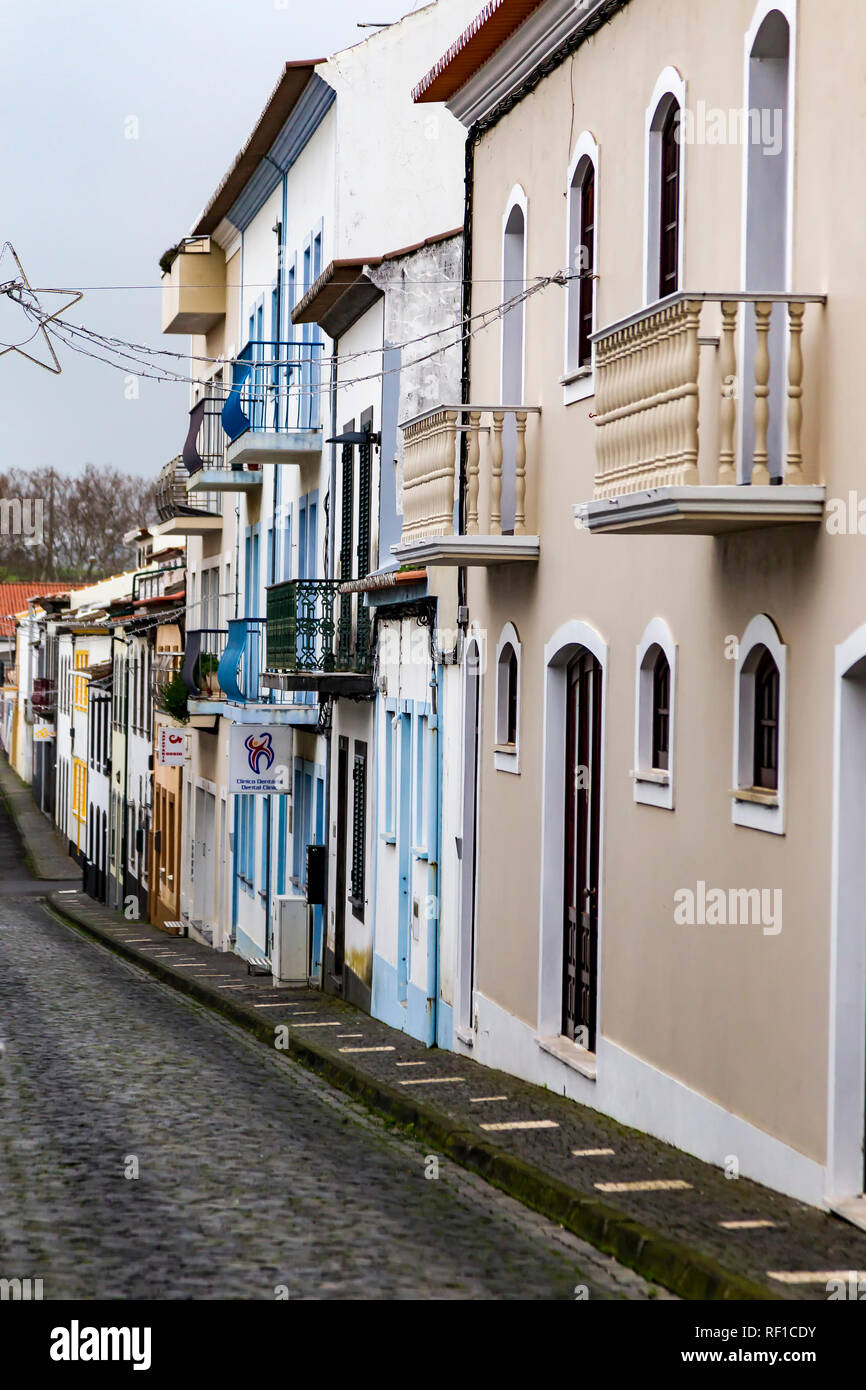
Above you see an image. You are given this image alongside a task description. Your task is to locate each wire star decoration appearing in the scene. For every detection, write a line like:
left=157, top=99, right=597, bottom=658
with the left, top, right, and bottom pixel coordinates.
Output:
left=0, top=242, right=82, bottom=374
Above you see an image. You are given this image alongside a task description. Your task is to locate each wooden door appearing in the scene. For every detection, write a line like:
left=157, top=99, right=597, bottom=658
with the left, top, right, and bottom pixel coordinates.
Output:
left=563, top=650, right=602, bottom=1050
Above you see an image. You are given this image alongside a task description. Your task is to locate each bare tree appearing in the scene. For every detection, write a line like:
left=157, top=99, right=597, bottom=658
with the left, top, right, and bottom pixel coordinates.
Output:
left=0, top=465, right=156, bottom=582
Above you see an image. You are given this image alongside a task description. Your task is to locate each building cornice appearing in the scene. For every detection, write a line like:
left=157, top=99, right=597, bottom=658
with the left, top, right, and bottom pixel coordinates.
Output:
left=439, top=0, right=630, bottom=131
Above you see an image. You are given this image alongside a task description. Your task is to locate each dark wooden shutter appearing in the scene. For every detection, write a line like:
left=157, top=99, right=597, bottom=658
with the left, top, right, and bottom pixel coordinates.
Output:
left=578, top=166, right=595, bottom=368
left=753, top=649, right=780, bottom=790
left=356, top=420, right=373, bottom=660
left=659, top=102, right=681, bottom=298
left=350, top=740, right=367, bottom=919
left=506, top=647, right=518, bottom=745
left=338, top=429, right=354, bottom=668
left=651, top=650, right=670, bottom=771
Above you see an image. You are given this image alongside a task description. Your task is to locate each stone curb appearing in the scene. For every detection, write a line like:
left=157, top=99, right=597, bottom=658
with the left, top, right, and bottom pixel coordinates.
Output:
left=45, top=891, right=778, bottom=1303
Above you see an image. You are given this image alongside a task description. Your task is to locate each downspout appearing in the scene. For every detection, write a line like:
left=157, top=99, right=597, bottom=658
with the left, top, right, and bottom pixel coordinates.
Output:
left=456, top=128, right=477, bottom=624
left=321, top=343, right=338, bottom=989
left=116, top=630, right=131, bottom=915
left=430, top=660, right=442, bottom=1047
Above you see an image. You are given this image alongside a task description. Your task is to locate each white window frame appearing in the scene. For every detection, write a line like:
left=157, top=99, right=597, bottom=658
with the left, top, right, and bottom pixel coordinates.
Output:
left=633, top=617, right=677, bottom=810
left=643, top=66, right=687, bottom=307
left=732, top=613, right=787, bottom=834
left=494, top=622, right=521, bottom=774
left=563, top=130, right=600, bottom=405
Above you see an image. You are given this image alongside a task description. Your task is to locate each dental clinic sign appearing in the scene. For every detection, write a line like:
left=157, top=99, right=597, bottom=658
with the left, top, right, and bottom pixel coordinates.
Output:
left=229, top=724, right=292, bottom=794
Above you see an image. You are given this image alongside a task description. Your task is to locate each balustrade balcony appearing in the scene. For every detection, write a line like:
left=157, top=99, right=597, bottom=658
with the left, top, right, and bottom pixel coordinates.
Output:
left=262, top=580, right=373, bottom=697
left=393, top=405, right=541, bottom=566
left=577, top=291, right=826, bottom=535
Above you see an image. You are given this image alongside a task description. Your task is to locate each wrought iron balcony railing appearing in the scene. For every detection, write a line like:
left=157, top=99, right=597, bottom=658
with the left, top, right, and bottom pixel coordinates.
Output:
left=151, top=650, right=185, bottom=715
left=222, top=340, right=324, bottom=443
left=155, top=455, right=221, bottom=522
left=182, top=629, right=228, bottom=699
left=265, top=580, right=372, bottom=676
left=183, top=398, right=227, bottom=474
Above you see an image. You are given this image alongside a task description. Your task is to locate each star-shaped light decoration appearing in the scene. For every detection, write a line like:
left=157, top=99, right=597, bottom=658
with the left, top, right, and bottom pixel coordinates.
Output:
left=0, top=242, right=82, bottom=374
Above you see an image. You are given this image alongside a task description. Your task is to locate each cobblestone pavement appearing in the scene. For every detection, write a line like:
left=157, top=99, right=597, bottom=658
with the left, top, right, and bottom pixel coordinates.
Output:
left=7, top=762, right=866, bottom=1302
left=0, top=812, right=665, bottom=1299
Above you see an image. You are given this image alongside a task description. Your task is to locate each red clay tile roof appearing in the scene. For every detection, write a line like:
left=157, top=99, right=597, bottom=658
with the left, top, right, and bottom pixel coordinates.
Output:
left=413, top=0, right=546, bottom=104
left=0, top=582, right=77, bottom=637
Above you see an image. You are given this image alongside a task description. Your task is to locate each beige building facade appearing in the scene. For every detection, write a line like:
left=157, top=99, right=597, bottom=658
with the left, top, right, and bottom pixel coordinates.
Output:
left=404, top=0, right=866, bottom=1210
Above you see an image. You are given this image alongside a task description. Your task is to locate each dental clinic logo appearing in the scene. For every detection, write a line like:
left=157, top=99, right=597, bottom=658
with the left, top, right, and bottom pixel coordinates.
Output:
left=245, top=732, right=275, bottom=775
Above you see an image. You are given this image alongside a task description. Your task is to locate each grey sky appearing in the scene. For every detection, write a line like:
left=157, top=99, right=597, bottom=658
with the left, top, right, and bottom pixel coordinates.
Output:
left=0, top=0, right=427, bottom=481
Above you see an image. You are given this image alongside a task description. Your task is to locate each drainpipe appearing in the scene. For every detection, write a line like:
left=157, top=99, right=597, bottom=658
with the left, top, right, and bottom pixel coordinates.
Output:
left=429, top=660, right=442, bottom=1047
left=318, top=343, right=338, bottom=990
left=115, top=629, right=131, bottom=915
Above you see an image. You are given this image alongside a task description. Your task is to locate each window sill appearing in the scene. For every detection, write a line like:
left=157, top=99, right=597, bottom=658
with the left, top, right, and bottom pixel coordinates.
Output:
left=633, top=767, right=670, bottom=785
left=561, top=367, right=595, bottom=406
left=494, top=743, right=520, bottom=774
left=535, top=1034, right=597, bottom=1080
left=380, top=831, right=396, bottom=845
left=731, top=787, right=779, bottom=807
left=455, top=1027, right=474, bottom=1049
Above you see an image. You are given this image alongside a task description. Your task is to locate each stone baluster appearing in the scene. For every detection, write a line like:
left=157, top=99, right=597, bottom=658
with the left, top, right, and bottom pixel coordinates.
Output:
left=718, top=301, right=739, bottom=484
left=751, top=301, right=772, bottom=484
left=489, top=411, right=504, bottom=534
left=681, top=301, right=701, bottom=485
left=786, top=301, right=805, bottom=482
left=514, top=411, right=528, bottom=534
left=465, top=409, right=481, bottom=534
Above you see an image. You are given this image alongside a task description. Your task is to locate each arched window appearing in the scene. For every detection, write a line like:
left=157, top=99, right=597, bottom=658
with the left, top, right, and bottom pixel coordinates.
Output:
left=645, top=69, right=686, bottom=304
left=733, top=614, right=787, bottom=833
left=634, top=618, right=677, bottom=809
left=659, top=102, right=681, bottom=297
left=501, top=190, right=527, bottom=533
left=495, top=623, right=521, bottom=773
left=567, top=152, right=597, bottom=373
left=651, top=649, right=671, bottom=771
left=752, top=648, right=780, bottom=790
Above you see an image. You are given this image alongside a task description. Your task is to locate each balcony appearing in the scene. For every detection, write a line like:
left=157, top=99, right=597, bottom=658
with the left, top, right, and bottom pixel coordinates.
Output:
left=161, top=237, right=226, bottom=335
left=262, top=580, right=374, bottom=697
left=154, top=455, right=222, bottom=536
left=31, top=677, right=56, bottom=718
left=152, top=649, right=186, bottom=721
left=577, top=292, right=826, bottom=536
left=216, top=618, right=268, bottom=704
left=392, top=405, right=541, bottom=566
left=222, top=340, right=324, bottom=469
left=182, top=629, right=228, bottom=700
left=183, top=398, right=262, bottom=495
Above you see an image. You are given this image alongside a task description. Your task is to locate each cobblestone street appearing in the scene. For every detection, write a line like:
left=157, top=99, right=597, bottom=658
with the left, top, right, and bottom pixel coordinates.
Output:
left=0, top=803, right=665, bottom=1301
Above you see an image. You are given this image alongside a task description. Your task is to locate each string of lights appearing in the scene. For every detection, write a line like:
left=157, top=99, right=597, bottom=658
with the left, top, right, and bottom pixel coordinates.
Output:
left=7, top=268, right=573, bottom=401
left=9, top=267, right=572, bottom=375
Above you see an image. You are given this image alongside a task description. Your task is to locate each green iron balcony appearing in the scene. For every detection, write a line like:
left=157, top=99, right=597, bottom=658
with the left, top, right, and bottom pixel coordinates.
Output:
left=262, top=580, right=374, bottom=697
